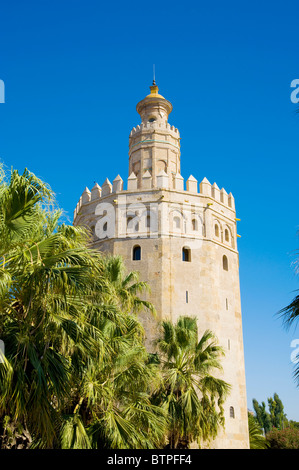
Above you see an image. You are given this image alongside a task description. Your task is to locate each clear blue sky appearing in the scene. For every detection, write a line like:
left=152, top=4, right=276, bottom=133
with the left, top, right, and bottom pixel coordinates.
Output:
left=0, top=0, right=299, bottom=420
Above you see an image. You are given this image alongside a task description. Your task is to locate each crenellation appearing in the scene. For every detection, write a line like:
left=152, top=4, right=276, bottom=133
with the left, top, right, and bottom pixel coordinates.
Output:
left=101, top=178, right=112, bottom=196
left=91, top=183, right=102, bottom=201
left=129, top=121, right=180, bottom=140
left=228, top=192, right=235, bottom=210
left=186, top=175, right=198, bottom=193
left=142, top=170, right=152, bottom=189
left=212, top=182, right=221, bottom=201
left=200, top=177, right=212, bottom=196
left=75, top=173, right=236, bottom=214
left=112, top=175, right=123, bottom=193
left=127, top=172, right=138, bottom=191
left=156, top=170, right=169, bottom=189
left=173, top=173, right=184, bottom=191
left=81, top=187, right=91, bottom=204
left=220, top=188, right=228, bottom=205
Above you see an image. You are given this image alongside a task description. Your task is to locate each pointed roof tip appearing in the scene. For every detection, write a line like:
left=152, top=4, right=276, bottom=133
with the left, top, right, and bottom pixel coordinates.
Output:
left=113, top=174, right=123, bottom=181
left=187, top=174, right=197, bottom=181
left=220, top=187, right=228, bottom=194
left=91, top=182, right=101, bottom=190
left=128, top=172, right=137, bottom=179
left=212, top=182, right=220, bottom=189
left=102, top=177, right=112, bottom=185
left=82, top=186, right=91, bottom=193
left=201, top=177, right=211, bottom=184
left=142, top=170, right=152, bottom=178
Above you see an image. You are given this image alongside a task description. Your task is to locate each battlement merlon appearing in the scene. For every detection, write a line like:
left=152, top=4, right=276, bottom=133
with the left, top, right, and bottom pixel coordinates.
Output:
left=129, top=122, right=180, bottom=138
left=73, top=174, right=237, bottom=224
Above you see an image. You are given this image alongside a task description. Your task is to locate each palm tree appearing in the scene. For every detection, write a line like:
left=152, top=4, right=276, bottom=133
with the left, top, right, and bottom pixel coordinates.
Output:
left=101, top=254, right=156, bottom=316
left=84, top=317, right=168, bottom=449
left=248, top=413, right=268, bottom=449
left=152, top=316, right=231, bottom=449
left=0, top=166, right=108, bottom=447
left=62, top=272, right=167, bottom=449
left=0, top=165, right=166, bottom=449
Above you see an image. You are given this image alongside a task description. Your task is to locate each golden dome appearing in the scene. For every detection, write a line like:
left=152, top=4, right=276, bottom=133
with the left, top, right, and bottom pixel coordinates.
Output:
left=145, top=81, right=165, bottom=99
left=136, top=81, right=173, bottom=117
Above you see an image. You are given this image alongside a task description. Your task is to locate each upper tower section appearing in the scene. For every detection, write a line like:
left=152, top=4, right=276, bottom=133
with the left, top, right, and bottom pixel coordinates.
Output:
left=129, top=81, right=181, bottom=189
left=136, top=80, right=173, bottom=125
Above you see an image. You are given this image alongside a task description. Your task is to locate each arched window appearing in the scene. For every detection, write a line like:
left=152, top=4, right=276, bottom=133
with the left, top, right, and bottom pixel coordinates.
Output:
left=182, top=247, right=191, bottom=262
left=230, top=406, right=235, bottom=418
left=192, top=218, right=198, bottom=231
left=127, top=215, right=139, bottom=232
left=215, top=224, right=219, bottom=237
left=225, top=228, right=230, bottom=242
left=223, top=255, right=228, bottom=271
left=174, top=216, right=181, bottom=229
left=133, top=245, right=141, bottom=261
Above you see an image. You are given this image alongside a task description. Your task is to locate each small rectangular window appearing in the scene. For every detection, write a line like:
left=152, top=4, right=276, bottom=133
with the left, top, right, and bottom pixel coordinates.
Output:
left=186, top=291, right=189, bottom=303
left=226, top=298, right=228, bottom=310
left=182, top=247, right=191, bottom=262
left=133, top=245, right=141, bottom=261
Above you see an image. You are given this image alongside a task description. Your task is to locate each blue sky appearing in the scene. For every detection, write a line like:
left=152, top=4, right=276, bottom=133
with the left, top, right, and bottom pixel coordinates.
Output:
left=0, top=0, right=299, bottom=420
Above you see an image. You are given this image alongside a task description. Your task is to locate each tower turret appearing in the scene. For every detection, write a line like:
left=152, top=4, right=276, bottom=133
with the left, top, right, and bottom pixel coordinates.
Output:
left=136, top=80, right=172, bottom=125
left=129, top=81, right=181, bottom=189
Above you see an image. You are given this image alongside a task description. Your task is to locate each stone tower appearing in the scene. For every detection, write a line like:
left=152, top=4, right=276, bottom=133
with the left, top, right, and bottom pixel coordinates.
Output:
left=73, top=81, right=249, bottom=449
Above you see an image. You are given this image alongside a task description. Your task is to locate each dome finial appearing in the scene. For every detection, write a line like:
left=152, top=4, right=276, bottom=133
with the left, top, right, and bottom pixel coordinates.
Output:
left=150, top=64, right=159, bottom=94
